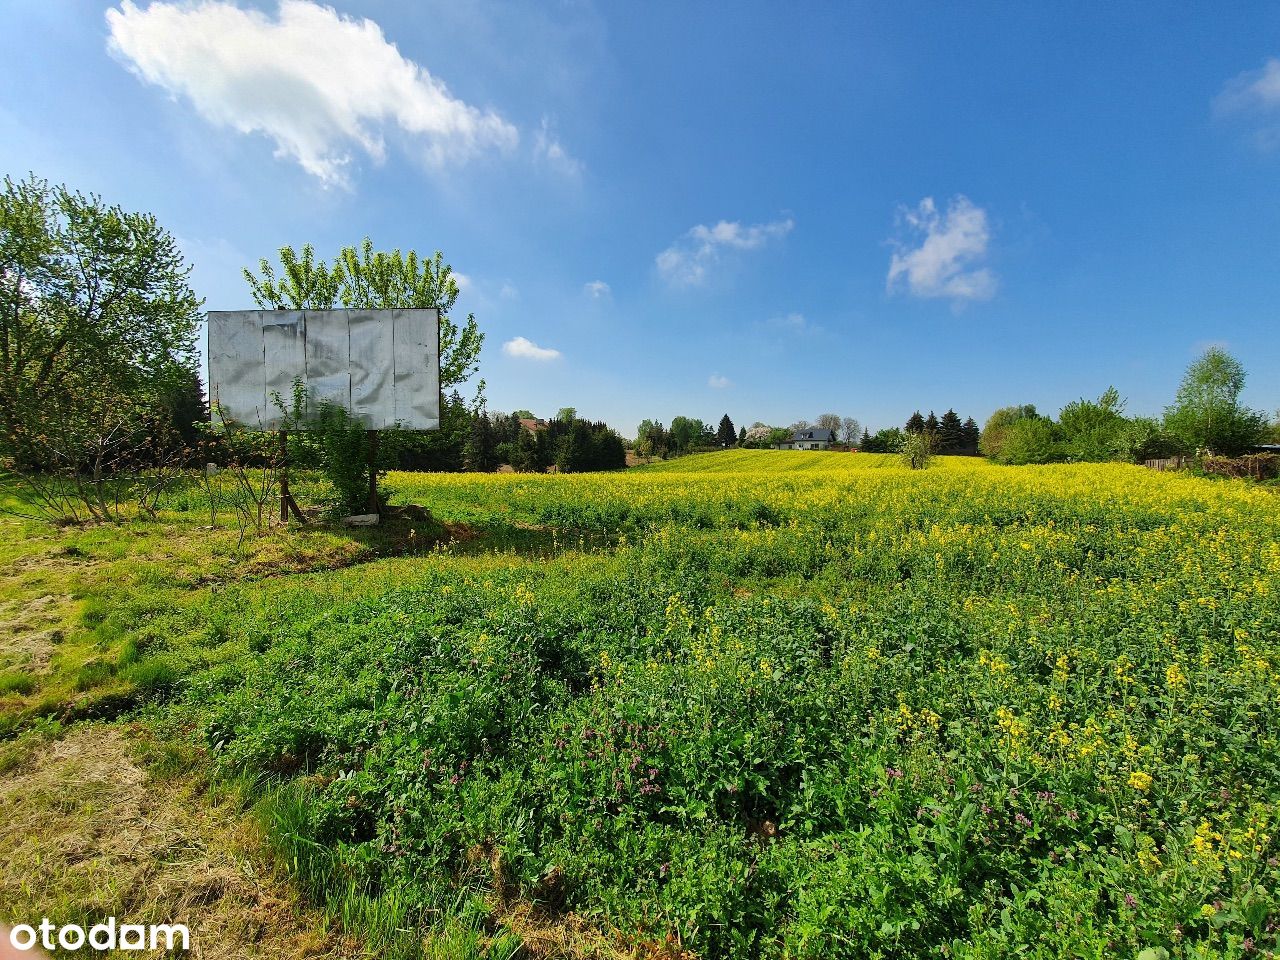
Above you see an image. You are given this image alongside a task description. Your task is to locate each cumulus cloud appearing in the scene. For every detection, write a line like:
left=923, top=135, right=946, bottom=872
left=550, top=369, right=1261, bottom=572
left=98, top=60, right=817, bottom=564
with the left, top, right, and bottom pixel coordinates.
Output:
left=886, top=196, right=996, bottom=303
left=708, top=373, right=731, bottom=388
left=534, top=116, right=583, bottom=177
left=105, top=0, right=518, bottom=186
left=1215, top=58, right=1280, bottom=149
left=502, top=336, right=561, bottom=361
left=656, top=217, right=794, bottom=287
left=583, top=280, right=611, bottom=299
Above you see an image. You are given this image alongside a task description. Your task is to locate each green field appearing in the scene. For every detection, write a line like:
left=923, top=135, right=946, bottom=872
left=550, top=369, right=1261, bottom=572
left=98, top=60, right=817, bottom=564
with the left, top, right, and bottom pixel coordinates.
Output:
left=2, top=452, right=1278, bottom=958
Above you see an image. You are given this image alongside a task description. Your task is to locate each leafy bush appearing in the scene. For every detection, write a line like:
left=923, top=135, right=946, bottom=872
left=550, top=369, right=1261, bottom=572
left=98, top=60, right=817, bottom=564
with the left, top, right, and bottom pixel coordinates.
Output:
left=978, top=405, right=1038, bottom=461
left=998, top=417, right=1064, bottom=465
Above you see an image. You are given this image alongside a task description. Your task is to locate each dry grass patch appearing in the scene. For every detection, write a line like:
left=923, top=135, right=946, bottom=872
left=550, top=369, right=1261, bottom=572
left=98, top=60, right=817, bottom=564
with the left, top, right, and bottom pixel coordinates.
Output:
left=0, top=724, right=362, bottom=959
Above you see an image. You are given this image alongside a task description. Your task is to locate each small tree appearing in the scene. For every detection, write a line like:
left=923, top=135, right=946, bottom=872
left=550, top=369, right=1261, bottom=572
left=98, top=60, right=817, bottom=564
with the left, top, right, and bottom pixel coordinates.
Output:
left=841, top=417, right=861, bottom=445
left=815, top=413, right=843, bottom=435
left=1058, top=387, right=1132, bottom=462
left=1163, top=348, right=1267, bottom=456
left=0, top=174, right=202, bottom=520
left=245, top=239, right=483, bottom=397
left=510, top=428, right=541, bottom=472
left=464, top=411, right=500, bottom=472
left=555, top=421, right=594, bottom=473
left=670, top=416, right=704, bottom=454
left=900, top=430, right=934, bottom=469
left=717, top=414, right=737, bottom=447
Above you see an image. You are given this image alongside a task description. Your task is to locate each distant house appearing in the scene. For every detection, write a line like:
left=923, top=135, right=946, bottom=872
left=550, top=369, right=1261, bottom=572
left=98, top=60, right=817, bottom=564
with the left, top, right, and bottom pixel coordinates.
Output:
left=773, top=428, right=836, bottom=450
left=518, top=417, right=549, bottom=433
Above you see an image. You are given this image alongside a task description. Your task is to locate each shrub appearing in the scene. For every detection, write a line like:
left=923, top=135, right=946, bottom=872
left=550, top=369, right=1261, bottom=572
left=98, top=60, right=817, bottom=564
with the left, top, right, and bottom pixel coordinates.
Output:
left=998, top=417, right=1064, bottom=464
left=899, top=431, right=935, bottom=470
left=978, top=405, right=1037, bottom=461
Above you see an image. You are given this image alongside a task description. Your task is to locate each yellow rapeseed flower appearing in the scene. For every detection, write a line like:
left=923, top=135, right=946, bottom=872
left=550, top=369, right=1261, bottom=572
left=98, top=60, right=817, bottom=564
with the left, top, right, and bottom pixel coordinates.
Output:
left=1128, top=771, right=1153, bottom=792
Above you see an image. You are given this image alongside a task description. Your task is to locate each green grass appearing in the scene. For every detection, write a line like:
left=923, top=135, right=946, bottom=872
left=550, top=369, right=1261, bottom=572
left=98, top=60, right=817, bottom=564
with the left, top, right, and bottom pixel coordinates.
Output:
left=0, top=671, right=37, bottom=696
left=3, top=454, right=1279, bottom=958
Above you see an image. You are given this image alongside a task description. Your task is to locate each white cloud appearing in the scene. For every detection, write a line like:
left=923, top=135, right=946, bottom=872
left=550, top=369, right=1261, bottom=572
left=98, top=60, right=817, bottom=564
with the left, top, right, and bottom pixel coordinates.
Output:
left=764, top=311, right=818, bottom=334
left=503, top=336, right=561, bottom=361
left=1217, top=58, right=1280, bottom=113
left=105, top=0, right=518, bottom=186
left=534, top=116, right=583, bottom=178
left=708, top=373, right=731, bottom=388
left=886, top=196, right=996, bottom=303
left=1215, top=58, right=1280, bottom=149
left=656, top=217, right=794, bottom=287
left=583, top=280, right=611, bottom=298
left=498, top=281, right=519, bottom=300
left=451, top=271, right=473, bottom=292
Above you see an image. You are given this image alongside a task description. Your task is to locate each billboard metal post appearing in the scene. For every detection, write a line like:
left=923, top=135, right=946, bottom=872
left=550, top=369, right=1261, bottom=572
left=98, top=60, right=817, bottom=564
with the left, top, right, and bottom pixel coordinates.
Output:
left=366, top=429, right=380, bottom=515
left=278, top=429, right=305, bottom=524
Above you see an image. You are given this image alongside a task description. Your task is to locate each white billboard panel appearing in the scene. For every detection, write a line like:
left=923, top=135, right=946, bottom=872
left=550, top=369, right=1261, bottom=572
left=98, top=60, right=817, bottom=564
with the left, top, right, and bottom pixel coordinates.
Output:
left=207, top=309, right=440, bottom=430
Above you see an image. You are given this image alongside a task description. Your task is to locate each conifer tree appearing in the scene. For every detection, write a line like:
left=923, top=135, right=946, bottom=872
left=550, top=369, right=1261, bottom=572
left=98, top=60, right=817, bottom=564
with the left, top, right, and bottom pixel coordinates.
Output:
left=464, top=412, right=500, bottom=472
left=717, top=414, right=737, bottom=447
left=906, top=411, right=926, bottom=433
left=939, top=408, right=963, bottom=453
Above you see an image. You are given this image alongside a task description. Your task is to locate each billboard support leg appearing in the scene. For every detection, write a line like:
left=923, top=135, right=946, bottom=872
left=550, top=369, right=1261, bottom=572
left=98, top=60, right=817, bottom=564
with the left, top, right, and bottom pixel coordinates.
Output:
left=278, top=429, right=306, bottom=525
left=279, top=430, right=290, bottom=525
left=367, top=429, right=380, bottom=515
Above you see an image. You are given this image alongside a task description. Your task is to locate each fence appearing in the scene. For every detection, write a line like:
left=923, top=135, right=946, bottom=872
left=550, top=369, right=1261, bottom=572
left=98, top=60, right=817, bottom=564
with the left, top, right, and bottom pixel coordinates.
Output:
left=1143, top=456, right=1188, bottom=472
left=1144, top=453, right=1279, bottom=480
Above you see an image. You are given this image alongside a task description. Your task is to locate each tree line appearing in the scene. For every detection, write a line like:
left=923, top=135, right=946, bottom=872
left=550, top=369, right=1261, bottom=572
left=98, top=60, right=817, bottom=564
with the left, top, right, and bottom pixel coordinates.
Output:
left=651, top=348, right=1276, bottom=469
left=975, top=349, right=1272, bottom=465
left=456, top=407, right=625, bottom=474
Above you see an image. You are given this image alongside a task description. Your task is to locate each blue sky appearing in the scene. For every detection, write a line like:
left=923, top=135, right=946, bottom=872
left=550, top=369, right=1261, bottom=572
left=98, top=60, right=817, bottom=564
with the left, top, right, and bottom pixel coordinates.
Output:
left=3, top=1, right=1279, bottom=435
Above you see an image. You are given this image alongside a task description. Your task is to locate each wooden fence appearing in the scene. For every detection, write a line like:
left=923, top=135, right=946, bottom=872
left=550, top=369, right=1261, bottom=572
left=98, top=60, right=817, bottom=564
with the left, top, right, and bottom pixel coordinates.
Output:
left=1143, top=456, right=1188, bottom=472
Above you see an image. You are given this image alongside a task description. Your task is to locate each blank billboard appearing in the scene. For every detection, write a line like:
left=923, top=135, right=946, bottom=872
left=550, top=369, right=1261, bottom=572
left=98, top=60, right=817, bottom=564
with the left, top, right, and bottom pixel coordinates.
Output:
left=207, top=309, right=440, bottom=430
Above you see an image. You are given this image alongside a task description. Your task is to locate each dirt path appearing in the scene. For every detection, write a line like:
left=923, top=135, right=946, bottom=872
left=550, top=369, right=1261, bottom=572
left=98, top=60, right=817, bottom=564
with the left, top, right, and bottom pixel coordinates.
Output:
left=0, top=724, right=362, bottom=959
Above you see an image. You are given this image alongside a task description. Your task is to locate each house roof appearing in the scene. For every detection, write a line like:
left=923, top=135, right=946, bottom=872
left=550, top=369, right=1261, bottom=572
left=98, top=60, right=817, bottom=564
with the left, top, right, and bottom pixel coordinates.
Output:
left=790, top=428, right=836, bottom=442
